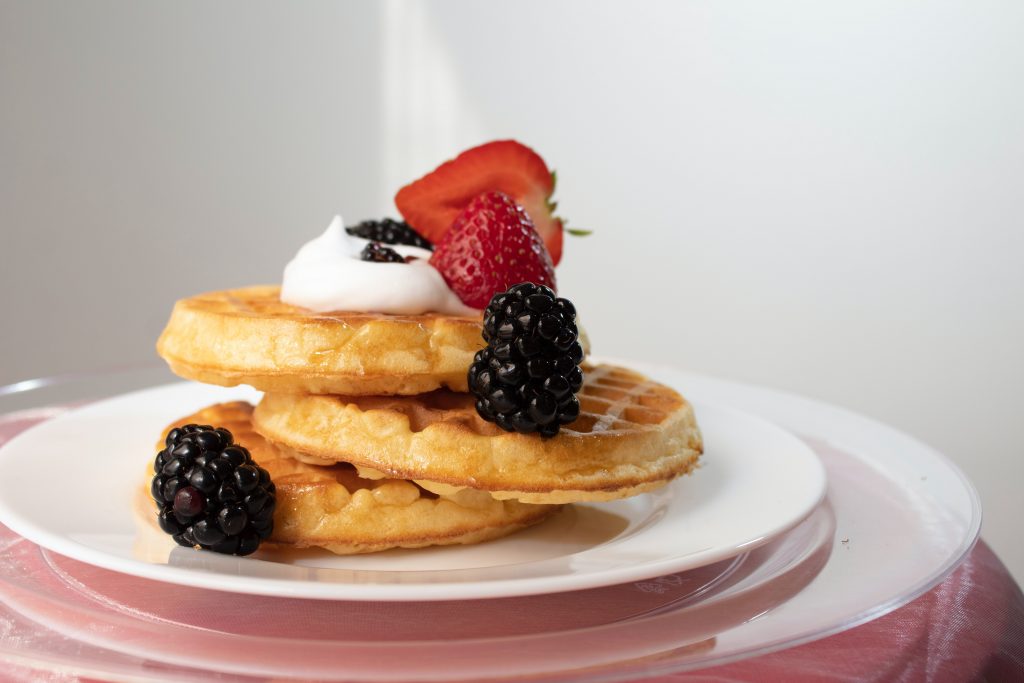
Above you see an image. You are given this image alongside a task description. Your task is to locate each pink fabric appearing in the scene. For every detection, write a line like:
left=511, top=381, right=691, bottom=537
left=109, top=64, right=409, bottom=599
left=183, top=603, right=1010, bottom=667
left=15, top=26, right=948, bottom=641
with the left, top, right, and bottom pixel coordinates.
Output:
left=1, top=409, right=1021, bottom=681
left=645, top=540, right=1024, bottom=682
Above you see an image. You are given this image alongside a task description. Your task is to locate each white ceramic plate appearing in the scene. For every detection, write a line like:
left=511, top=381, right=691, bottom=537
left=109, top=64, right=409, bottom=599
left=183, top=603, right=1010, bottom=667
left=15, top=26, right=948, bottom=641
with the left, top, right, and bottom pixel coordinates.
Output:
left=0, top=374, right=826, bottom=601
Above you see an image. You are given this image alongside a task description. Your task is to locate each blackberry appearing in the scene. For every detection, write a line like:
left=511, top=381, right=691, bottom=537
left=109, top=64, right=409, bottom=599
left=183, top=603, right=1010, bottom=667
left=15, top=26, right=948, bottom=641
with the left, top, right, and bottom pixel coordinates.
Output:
left=360, top=241, right=405, bottom=263
left=151, top=424, right=275, bottom=556
left=468, top=283, right=584, bottom=437
left=347, top=218, right=433, bottom=250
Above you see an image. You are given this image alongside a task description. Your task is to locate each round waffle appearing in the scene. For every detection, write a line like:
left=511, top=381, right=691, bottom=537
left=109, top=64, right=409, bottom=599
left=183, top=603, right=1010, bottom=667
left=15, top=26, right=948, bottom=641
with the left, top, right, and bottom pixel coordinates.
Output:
left=253, top=364, right=703, bottom=504
left=142, top=402, right=559, bottom=554
left=156, top=285, right=484, bottom=395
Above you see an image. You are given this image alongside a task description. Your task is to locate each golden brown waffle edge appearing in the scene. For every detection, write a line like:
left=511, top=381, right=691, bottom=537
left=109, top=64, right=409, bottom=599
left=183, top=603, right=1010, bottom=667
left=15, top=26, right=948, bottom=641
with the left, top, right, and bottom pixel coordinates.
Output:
left=156, top=285, right=485, bottom=395
left=141, top=402, right=560, bottom=554
left=252, top=364, right=704, bottom=505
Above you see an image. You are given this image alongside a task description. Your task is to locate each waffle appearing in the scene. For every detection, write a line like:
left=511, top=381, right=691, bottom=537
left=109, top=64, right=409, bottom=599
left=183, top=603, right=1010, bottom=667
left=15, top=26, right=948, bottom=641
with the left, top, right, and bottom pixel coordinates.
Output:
left=142, top=402, right=559, bottom=554
left=156, top=285, right=485, bottom=395
left=253, top=364, right=703, bottom=504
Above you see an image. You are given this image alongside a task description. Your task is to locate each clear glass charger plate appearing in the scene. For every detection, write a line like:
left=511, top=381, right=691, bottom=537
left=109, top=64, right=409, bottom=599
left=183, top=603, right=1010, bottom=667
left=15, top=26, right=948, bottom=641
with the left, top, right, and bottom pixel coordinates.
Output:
left=0, top=362, right=981, bottom=682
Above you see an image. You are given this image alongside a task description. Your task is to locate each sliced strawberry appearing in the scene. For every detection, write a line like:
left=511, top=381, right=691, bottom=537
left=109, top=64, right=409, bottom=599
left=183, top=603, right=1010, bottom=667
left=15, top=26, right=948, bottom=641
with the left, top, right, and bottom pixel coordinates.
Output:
left=395, top=140, right=565, bottom=265
left=429, top=192, right=556, bottom=309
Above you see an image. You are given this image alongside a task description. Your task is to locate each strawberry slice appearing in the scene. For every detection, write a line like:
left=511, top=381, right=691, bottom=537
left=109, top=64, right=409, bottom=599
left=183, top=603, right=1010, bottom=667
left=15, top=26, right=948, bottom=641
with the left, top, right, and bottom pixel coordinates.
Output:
left=429, top=192, right=556, bottom=309
left=395, top=140, right=565, bottom=265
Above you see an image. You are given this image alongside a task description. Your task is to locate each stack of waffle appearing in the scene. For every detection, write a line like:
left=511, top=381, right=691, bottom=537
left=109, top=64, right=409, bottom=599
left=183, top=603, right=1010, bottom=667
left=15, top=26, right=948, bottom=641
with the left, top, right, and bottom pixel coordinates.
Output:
left=153, top=285, right=703, bottom=554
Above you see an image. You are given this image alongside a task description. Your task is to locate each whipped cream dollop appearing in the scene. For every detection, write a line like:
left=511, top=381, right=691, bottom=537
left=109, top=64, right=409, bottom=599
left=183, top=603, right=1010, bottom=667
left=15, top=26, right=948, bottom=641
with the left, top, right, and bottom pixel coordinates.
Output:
left=280, top=216, right=478, bottom=316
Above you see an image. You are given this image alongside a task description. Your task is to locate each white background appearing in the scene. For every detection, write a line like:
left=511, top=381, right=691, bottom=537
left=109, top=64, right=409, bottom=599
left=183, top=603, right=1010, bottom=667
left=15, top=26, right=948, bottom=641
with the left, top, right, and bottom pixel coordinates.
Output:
left=2, top=1, right=1021, bottom=581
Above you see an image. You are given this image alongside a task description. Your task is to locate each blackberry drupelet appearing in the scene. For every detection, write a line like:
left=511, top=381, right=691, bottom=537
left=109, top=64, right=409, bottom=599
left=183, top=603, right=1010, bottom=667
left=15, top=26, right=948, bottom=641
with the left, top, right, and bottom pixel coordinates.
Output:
left=151, top=424, right=275, bottom=556
left=469, top=283, right=584, bottom=437
left=360, top=241, right=405, bottom=263
left=347, top=218, right=433, bottom=250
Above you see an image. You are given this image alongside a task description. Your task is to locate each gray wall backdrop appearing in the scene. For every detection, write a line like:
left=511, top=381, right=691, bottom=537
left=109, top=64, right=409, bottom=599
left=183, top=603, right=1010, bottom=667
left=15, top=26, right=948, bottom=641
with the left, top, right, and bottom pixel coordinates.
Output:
left=2, top=1, right=1022, bottom=580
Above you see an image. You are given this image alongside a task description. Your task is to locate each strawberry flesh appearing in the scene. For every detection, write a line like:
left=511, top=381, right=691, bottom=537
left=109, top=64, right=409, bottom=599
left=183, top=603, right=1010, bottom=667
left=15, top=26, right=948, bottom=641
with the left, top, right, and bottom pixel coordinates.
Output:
left=396, top=140, right=564, bottom=265
left=429, top=192, right=556, bottom=309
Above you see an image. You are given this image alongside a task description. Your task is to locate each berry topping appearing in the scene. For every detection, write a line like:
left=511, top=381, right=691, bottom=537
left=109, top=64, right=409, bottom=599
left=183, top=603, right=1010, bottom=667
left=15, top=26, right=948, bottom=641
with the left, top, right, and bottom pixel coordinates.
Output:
left=395, top=140, right=565, bottom=264
left=151, top=424, right=275, bottom=556
left=347, top=218, right=433, bottom=250
left=469, top=283, right=584, bottom=437
left=429, top=192, right=556, bottom=309
left=360, top=241, right=406, bottom=263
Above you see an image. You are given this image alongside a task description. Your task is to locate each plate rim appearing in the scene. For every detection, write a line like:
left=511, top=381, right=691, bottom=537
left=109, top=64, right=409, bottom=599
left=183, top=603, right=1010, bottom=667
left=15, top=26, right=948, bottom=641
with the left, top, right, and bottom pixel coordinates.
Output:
left=0, top=364, right=828, bottom=601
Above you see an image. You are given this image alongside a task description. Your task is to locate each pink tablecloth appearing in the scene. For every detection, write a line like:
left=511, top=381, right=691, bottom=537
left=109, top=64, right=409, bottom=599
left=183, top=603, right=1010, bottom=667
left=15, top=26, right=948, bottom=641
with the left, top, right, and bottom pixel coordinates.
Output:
left=653, top=539, right=1023, bottom=682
